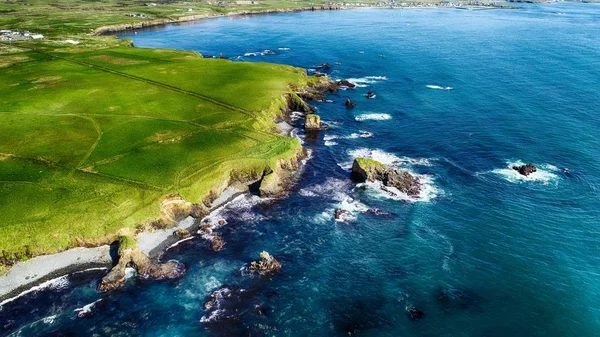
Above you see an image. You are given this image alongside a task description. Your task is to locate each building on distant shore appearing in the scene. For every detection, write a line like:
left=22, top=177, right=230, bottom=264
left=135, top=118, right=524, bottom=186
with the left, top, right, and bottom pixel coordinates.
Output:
left=235, top=0, right=259, bottom=5
left=0, top=30, right=44, bottom=41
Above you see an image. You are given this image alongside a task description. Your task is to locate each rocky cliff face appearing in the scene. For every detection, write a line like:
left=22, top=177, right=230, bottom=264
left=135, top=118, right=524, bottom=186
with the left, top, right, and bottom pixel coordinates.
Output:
left=259, top=146, right=307, bottom=198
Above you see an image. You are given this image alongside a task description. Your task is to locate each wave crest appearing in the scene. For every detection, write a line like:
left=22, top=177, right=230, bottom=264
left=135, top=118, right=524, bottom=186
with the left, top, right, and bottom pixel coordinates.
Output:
left=355, top=113, right=392, bottom=121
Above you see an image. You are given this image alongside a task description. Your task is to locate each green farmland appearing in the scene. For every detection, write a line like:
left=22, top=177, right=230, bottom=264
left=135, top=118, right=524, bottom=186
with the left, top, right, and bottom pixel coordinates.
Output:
left=0, top=41, right=312, bottom=272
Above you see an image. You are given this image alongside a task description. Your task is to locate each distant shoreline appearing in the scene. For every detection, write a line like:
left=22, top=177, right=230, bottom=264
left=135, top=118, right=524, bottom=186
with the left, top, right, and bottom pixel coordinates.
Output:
left=94, top=3, right=515, bottom=36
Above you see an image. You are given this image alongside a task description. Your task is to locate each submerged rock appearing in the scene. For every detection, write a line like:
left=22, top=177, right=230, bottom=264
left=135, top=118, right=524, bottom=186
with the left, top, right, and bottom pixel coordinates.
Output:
left=351, top=158, right=421, bottom=196
left=334, top=209, right=353, bottom=222
left=97, top=235, right=186, bottom=292
left=364, top=208, right=395, bottom=217
left=337, top=79, right=356, bottom=88
left=345, top=98, right=356, bottom=108
left=366, top=91, right=376, bottom=99
left=512, top=163, right=537, bottom=176
left=406, top=306, right=425, bottom=321
left=211, top=233, right=225, bottom=252
left=248, top=251, right=282, bottom=275
left=314, top=63, right=332, bottom=70
left=436, top=286, right=481, bottom=310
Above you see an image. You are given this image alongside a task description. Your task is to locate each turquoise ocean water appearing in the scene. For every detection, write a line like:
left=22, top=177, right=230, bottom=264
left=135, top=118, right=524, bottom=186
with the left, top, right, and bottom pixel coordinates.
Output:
left=2, top=4, right=600, bottom=336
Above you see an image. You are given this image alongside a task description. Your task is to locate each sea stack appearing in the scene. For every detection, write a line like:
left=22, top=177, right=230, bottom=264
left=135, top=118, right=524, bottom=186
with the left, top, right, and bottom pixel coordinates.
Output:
left=345, top=98, right=356, bottom=108
left=304, top=114, right=321, bottom=130
left=337, top=80, right=356, bottom=89
left=512, top=163, right=537, bottom=176
left=304, top=114, right=328, bottom=130
left=351, top=158, right=421, bottom=197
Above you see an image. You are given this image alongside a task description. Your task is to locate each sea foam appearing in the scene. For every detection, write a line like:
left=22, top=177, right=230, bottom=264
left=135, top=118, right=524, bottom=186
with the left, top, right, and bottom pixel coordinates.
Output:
left=345, top=148, right=435, bottom=169
left=0, top=273, right=72, bottom=309
left=344, top=76, right=388, bottom=88
left=488, top=160, right=560, bottom=185
left=426, top=84, right=453, bottom=90
left=355, top=113, right=392, bottom=121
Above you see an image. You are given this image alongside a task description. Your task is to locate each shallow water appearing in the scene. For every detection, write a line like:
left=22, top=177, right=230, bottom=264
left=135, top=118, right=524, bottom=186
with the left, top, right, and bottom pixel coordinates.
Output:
left=3, top=4, right=600, bottom=336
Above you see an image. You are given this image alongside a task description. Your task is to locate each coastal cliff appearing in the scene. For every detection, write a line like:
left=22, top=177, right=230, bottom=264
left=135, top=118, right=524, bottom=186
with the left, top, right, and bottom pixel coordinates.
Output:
left=0, top=71, right=336, bottom=297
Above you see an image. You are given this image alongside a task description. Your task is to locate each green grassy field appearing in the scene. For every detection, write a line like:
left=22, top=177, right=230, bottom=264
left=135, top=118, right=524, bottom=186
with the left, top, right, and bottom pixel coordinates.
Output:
left=0, top=0, right=481, bottom=273
left=0, top=37, right=314, bottom=272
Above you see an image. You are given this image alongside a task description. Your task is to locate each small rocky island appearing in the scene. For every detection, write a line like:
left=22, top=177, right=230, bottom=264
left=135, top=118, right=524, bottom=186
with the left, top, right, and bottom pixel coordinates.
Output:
left=351, top=158, right=421, bottom=197
left=512, top=163, right=537, bottom=176
left=248, top=251, right=282, bottom=275
left=304, top=113, right=329, bottom=131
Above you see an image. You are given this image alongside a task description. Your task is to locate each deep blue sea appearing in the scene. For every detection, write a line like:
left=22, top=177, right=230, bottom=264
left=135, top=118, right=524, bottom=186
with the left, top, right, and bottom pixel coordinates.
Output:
left=2, top=4, right=600, bottom=336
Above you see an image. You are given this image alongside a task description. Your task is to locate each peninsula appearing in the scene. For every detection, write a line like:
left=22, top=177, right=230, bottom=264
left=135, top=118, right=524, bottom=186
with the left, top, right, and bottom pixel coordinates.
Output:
left=0, top=0, right=506, bottom=297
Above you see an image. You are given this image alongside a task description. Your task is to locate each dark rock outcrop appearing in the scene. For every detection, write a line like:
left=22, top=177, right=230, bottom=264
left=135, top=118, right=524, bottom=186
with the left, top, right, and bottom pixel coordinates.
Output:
left=364, top=208, right=395, bottom=217
left=512, top=163, right=537, bottom=176
left=351, top=158, right=421, bottom=197
left=366, top=91, right=376, bottom=99
left=197, top=223, right=225, bottom=252
left=345, top=99, right=356, bottom=108
left=407, top=306, right=425, bottom=321
left=248, top=251, right=281, bottom=275
left=334, top=209, right=352, bottom=222
left=173, top=228, right=191, bottom=240
left=314, top=63, right=331, bottom=71
left=211, top=233, right=225, bottom=252
left=98, top=236, right=186, bottom=292
left=296, top=78, right=339, bottom=102
left=337, top=80, right=356, bottom=89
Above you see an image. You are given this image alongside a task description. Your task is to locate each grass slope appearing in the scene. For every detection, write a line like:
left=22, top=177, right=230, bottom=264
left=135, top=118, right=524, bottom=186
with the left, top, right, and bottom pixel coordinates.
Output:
left=0, top=43, right=310, bottom=271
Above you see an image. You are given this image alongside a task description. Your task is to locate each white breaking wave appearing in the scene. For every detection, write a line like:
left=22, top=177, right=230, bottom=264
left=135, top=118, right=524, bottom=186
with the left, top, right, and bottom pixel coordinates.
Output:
left=337, top=195, right=369, bottom=213
left=200, top=308, right=226, bottom=323
left=340, top=148, right=441, bottom=203
left=343, top=148, right=435, bottom=170
left=42, top=315, right=57, bottom=324
left=324, top=132, right=373, bottom=142
left=0, top=274, right=72, bottom=308
left=243, top=49, right=276, bottom=57
left=74, top=299, right=103, bottom=318
left=359, top=175, right=441, bottom=203
left=344, top=76, right=388, bottom=88
left=299, top=178, right=352, bottom=200
left=277, top=47, right=291, bottom=51
left=324, top=140, right=338, bottom=146
left=488, top=160, right=560, bottom=185
left=426, top=84, right=453, bottom=90
left=355, top=113, right=392, bottom=121
left=204, top=276, right=222, bottom=292
left=125, top=267, right=137, bottom=280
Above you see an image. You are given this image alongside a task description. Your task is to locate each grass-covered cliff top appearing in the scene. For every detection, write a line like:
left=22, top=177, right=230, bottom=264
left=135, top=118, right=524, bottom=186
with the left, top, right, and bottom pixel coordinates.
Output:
left=0, top=11, right=321, bottom=272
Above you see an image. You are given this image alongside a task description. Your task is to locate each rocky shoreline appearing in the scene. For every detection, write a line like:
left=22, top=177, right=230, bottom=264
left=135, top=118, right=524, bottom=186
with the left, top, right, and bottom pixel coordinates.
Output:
left=0, top=75, right=335, bottom=303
